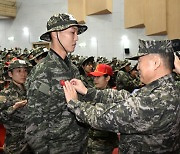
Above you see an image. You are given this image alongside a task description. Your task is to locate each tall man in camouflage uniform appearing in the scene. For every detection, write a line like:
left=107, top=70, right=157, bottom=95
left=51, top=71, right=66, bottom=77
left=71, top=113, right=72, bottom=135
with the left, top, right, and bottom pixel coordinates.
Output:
left=0, top=59, right=32, bottom=154
left=63, top=39, right=180, bottom=153
left=25, top=13, right=89, bottom=154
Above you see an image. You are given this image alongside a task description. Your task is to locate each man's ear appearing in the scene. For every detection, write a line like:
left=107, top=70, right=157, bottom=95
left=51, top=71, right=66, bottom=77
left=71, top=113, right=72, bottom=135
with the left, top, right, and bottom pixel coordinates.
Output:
left=8, top=71, right=13, bottom=78
left=50, top=31, right=57, bottom=39
left=154, top=56, right=161, bottom=70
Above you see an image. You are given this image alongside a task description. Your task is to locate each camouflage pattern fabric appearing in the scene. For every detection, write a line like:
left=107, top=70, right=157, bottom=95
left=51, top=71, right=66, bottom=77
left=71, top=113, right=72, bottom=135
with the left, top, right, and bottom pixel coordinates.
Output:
left=25, top=49, right=89, bottom=154
left=116, top=70, right=139, bottom=92
left=40, top=13, right=87, bottom=42
left=67, top=73, right=180, bottom=153
left=128, top=39, right=174, bottom=60
left=175, top=73, right=180, bottom=87
left=80, top=75, right=94, bottom=88
left=0, top=82, right=31, bottom=154
left=87, top=83, right=119, bottom=154
left=29, top=46, right=48, bottom=61
left=87, top=123, right=118, bottom=154
left=7, top=59, right=32, bottom=72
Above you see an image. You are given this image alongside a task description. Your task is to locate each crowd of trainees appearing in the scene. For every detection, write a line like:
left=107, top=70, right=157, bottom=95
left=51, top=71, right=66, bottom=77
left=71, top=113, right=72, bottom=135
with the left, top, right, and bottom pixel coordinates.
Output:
left=0, top=12, right=179, bottom=154
left=0, top=46, right=145, bottom=92
left=0, top=47, right=144, bottom=154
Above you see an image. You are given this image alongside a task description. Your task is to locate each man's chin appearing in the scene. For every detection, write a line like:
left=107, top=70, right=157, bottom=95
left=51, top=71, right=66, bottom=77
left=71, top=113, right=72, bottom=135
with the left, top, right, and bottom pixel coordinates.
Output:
left=69, top=50, right=75, bottom=53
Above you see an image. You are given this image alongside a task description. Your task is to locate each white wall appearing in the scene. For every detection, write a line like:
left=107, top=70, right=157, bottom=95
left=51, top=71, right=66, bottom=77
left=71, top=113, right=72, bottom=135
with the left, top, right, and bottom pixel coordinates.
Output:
left=0, top=0, right=167, bottom=60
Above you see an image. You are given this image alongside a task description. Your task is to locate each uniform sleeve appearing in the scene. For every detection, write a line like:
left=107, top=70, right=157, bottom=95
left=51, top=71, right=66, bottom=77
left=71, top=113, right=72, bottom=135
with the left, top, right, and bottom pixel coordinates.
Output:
left=83, top=88, right=130, bottom=105
left=0, top=95, right=16, bottom=123
left=25, top=70, right=51, bottom=124
left=67, top=89, right=165, bottom=134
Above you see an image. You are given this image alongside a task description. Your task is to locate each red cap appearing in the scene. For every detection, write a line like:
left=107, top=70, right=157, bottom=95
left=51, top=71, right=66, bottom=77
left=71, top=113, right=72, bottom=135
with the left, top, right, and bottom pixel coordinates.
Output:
left=88, top=64, right=113, bottom=77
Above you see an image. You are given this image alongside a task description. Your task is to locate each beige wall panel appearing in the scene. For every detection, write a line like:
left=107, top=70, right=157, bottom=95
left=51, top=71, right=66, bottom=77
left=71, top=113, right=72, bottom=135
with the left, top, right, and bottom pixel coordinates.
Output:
left=0, top=0, right=16, bottom=6
left=86, top=0, right=112, bottom=15
left=124, top=0, right=144, bottom=28
left=144, top=0, right=167, bottom=35
left=0, top=5, right=16, bottom=17
left=167, top=0, right=180, bottom=39
left=68, top=0, right=86, bottom=24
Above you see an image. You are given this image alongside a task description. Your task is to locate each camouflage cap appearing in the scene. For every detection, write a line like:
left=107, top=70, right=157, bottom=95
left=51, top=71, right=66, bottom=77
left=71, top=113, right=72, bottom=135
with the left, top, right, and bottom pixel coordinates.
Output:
left=8, top=58, right=32, bottom=71
left=81, top=56, right=95, bottom=66
left=127, top=39, right=174, bottom=60
left=29, top=47, right=48, bottom=60
left=119, top=60, right=131, bottom=70
left=40, top=13, right=88, bottom=42
left=129, top=63, right=138, bottom=72
left=1, top=50, right=11, bottom=59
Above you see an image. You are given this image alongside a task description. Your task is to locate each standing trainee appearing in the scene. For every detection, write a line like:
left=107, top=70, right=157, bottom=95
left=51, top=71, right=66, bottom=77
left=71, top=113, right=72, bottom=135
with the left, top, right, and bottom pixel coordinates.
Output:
left=25, top=13, right=89, bottom=154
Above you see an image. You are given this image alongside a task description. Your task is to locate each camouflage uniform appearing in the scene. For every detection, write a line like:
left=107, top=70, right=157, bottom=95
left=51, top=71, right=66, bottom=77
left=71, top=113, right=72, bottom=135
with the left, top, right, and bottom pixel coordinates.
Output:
left=25, top=13, right=89, bottom=154
left=66, top=40, right=180, bottom=153
left=174, top=73, right=180, bottom=87
left=87, top=129, right=118, bottom=154
left=0, top=60, right=5, bottom=91
left=80, top=75, right=94, bottom=88
left=79, top=56, right=95, bottom=88
left=67, top=73, right=180, bottom=153
left=25, top=50, right=89, bottom=154
left=0, top=59, right=32, bottom=154
left=116, top=70, right=139, bottom=92
left=0, top=83, right=30, bottom=154
left=87, top=64, right=118, bottom=154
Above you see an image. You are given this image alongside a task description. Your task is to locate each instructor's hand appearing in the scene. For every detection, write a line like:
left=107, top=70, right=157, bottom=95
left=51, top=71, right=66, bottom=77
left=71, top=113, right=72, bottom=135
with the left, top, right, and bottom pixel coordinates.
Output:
left=63, top=81, right=78, bottom=103
left=70, top=79, right=88, bottom=95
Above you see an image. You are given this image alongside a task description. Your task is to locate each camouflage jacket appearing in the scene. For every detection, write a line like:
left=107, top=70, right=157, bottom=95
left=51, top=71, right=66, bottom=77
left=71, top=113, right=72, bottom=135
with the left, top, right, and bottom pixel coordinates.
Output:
left=80, top=74, right=94, bottom=88
left=116, top=71, right=139, bottom=92
left=67, top=73, right=180, bottom=153
left=175, top=73, right=180, bottom=87
left=0, top=82, right=28, bottom=154
left=25, top=49, right=89, bottom=154
left=87, top=88, right=119, bottom=154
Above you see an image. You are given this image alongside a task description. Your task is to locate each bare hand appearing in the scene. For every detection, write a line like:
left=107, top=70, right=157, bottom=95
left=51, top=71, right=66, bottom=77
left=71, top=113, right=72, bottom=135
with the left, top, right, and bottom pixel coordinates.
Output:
left=13, top=100, right=27, bottom=110
left=63, top=80, right=78, bottom=103
left=70, top=79, right=88, bottom=95
left=174, top=54, right=180, bottom=74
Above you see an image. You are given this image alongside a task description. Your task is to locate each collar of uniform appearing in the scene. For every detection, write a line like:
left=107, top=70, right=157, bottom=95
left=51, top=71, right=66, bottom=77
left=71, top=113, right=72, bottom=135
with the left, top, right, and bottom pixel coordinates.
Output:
left=49, top=48, right=71, bottom=68
left=139, top=73, right=175, bottom=96
left=49, top=48, right=65, bottom=61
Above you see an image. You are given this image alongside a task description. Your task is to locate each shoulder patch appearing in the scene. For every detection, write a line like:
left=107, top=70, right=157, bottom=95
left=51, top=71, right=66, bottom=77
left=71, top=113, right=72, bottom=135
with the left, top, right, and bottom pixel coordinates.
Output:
left=38, top=83, right=50, bottom=95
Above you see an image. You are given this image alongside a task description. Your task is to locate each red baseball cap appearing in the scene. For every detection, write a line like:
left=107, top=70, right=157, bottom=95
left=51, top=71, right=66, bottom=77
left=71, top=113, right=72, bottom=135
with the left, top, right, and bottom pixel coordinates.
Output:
left=88, top=64, right=113, bottom=77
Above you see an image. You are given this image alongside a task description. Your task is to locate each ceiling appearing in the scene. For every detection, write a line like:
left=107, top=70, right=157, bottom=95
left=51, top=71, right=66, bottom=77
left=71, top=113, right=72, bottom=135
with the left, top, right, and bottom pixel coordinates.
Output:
left=0, top=0, right=16, bottom=19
